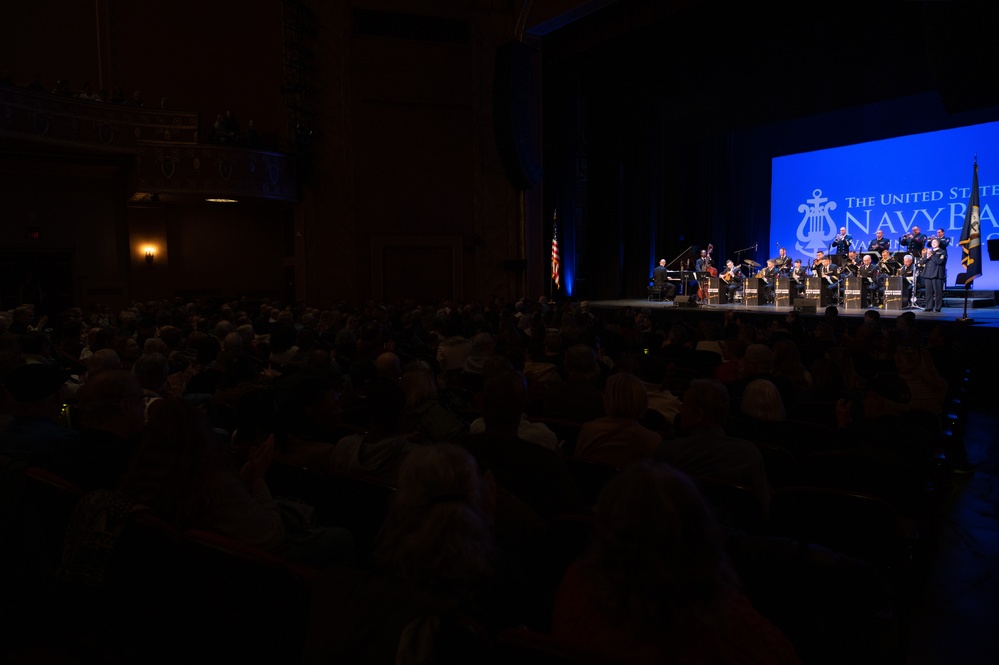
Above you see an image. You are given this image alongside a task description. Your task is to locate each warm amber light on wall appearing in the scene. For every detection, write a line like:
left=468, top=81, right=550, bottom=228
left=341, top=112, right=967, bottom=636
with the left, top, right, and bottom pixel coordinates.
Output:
left=141, top=245, right=157, bottom=263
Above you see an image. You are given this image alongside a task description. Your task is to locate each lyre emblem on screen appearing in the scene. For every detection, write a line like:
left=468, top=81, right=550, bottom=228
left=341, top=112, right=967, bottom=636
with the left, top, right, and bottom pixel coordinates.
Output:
left=795, top=189, right=837, bottom=256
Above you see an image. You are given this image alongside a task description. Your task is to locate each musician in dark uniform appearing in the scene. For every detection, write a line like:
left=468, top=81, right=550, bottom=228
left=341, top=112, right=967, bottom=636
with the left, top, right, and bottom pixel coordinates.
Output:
left=933, top=228, right=950, bottom=248
left=773, top=247, right=791, bottom=274
left=721, top=260, right=743, bottom=304
left=878, top=249, right=900, bottom=276
left=831, top=226, right=852, bottom=257
left=811, top=250, right=826, bottom=274
left=922, top=238, right=947, bottom=312
left=842, top=250, right=859, bottom=276
left=760, top=259, right=779, bottom=304
left=652, top=259, right=677, bottom=300
left=900, top=225, right=927, bottom=256
left=869, top=229, right=891, bottom=254
left=820, top=256, right=842, bottom=303
left=900, top=254, right=915, bottom=304
left=857, top=253, right=880, bottom=307
left=790, top=259, right=808, bottom=296
left=695, top=249, right=713, bottom=274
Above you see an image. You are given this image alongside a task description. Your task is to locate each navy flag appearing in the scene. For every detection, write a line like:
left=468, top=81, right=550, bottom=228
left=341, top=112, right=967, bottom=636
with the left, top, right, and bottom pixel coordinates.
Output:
left=958, top=161, right=983, bottom=284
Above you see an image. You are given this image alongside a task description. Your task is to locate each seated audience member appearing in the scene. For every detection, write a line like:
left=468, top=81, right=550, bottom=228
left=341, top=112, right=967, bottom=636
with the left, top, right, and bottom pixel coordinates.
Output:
left=305, top=444, right=494, bottom=664
left=53, top=370, right=146, bottom=491
left=132, top=351, right=169, bottom=421
left=120, top=398, right=286, bottom=551
left=460, top=371, right=587, bottom=519
left=399, top=362, right=468, bottom=443
left=575, top=372, right=662, bottom=469
left=329, top=379, right=415, bottom=483
left=740, top=378, right=787, bottom=422
left=656, top=379, right=771, bottom=512
left=552, top=461, right=800, bottom=665
left=541, top=343, right=605, bottom=422
left=467, top=356, right=558, bottom=450
left=118, top=398, right=351, bottom=567
left=0, top=363, right=77, bottom=464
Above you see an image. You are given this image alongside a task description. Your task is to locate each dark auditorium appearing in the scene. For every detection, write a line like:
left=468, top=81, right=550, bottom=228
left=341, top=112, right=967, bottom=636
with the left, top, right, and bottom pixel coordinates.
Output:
left=3, top=1, right=999, bottom=663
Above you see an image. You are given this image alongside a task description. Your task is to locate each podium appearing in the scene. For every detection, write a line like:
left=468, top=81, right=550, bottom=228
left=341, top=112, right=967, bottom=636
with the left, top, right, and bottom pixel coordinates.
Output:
left=705, top=277, right=722, bottom=305
left=805, top=277, right=829, bottom=307
left=743, top=278, right=766, bottom=306
left=883, top=277, right=905, bottom=310
left=843, top=277, right=863, bottom=310
left=775, top=278, right=794, bottom=308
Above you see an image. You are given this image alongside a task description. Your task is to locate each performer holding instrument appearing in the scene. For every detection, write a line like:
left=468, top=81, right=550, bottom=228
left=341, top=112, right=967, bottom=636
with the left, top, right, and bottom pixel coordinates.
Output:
left=721, top=259, right=743, bottom=303
left=878, top=249, right=900, bottom=276
left=773, top=246, right=791, bottom=275
left=900, top=226, right=927, bottom=256
left=933, top=228, right=950, bottom=248
left=694, top=244, right=716, bottom=302
left=790, top=259, right=808, bottom=296
left=857, top=253, right=881, bottom=306
left=811, top=251, right=826, bottom=274
left=820, top=256, right=842, bottom=303
left=900, top=254, right=915, bottom=305
left=759, top=259, right=778, bottom=304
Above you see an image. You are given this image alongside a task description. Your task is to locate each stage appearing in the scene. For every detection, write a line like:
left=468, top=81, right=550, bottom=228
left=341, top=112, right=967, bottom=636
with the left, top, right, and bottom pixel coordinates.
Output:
left=586, top=297, right=999, bottom=329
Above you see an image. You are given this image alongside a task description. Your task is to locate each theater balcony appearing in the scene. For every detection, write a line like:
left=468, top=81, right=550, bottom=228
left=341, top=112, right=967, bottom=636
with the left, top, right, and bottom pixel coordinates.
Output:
left=0, top=85, right=297, bottom=203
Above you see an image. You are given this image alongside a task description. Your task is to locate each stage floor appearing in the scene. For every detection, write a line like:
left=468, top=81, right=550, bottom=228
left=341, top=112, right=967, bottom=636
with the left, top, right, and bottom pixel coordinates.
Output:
left=587, top=298, right=999, bottom=328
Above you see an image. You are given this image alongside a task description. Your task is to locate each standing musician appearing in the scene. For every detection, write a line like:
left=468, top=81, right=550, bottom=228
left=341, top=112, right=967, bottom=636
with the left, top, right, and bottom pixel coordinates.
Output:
left=759, top=259, right=779, bottom=304
left=695, top=245, right=716, bottom=275
left=933, top=228, right=950, bottom=248
left=857, top=253, right=881, bottom=307
left=900, top=226, right=927, bottom=256
left=721, top=259, right=744, bottom=304
left=831, top=226, right=852, bottom=256
left=790, top=259, right=808, bottom=296
left=922, top=238, right=947, bottom=312
left=773, top=247, right=792, bottom=274
left=869, top=229, right=891, bottom=254
left=652, top=259, right=677, bottom=301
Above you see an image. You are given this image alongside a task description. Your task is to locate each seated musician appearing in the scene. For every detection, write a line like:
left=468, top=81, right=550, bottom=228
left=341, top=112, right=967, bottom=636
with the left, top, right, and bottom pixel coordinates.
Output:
left=790, top=259, right=807, bottom=296
left=652, top=259, right=677, bottom=300
left=869, top=229, right=891, bottom=254
left=900, top=254, right=915, bottom=303
left=842, top=250, right=859, bottom=276
left=760, top=259, right=778, bottom=304
left=857, top=253, right=880, bottom=306
left=721, top=259, right=744, bottom=304
left=811, top=250, right=825, bottom=274
left=820, top=256, right=841, bottom=302
left=879, top=249, right=900, bottom=276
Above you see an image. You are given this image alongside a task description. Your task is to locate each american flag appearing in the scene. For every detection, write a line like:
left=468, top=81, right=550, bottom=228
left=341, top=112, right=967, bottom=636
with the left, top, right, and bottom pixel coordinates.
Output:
left=551, top=211, right=560, bottom=289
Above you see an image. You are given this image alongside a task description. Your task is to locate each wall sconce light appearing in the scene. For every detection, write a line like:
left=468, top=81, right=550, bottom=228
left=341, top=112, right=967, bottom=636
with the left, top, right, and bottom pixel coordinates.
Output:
left=145, top=251, right=154, bottom=263
left=141, top=245, right=156, bottom=263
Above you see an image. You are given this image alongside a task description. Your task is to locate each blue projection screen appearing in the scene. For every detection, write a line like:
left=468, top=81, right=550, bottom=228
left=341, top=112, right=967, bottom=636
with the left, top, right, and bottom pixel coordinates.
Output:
left=771, top=121, right=999, bottom=290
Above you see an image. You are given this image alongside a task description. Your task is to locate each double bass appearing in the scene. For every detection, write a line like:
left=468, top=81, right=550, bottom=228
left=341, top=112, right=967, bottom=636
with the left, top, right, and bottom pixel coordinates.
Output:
left=697, top=244, right=718, bottom=300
